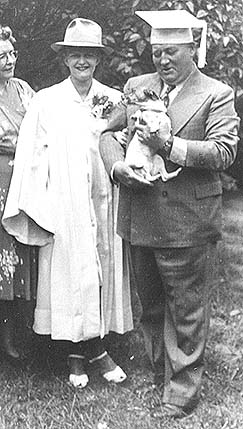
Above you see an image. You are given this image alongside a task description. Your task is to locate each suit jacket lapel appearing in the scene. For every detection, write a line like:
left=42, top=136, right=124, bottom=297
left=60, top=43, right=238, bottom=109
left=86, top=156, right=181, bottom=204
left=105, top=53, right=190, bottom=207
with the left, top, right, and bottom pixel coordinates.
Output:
left=168, top=69, right=210, bottom=135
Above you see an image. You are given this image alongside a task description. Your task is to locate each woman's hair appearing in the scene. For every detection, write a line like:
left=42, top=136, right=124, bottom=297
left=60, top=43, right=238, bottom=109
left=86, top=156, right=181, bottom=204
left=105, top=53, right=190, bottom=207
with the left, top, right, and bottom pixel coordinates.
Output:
left=60, top=46, right=101, bottom=59
left=0, top=26, right=16, bottom=43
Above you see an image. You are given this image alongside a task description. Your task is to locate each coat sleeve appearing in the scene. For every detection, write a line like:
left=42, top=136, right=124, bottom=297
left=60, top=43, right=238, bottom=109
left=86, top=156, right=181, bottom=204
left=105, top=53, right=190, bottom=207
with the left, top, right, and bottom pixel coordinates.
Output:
left=99, top=81, right=132, bottom=176
left=2, top=93, right=54, bottom=245
left=179, top=85, right=239, bottom=170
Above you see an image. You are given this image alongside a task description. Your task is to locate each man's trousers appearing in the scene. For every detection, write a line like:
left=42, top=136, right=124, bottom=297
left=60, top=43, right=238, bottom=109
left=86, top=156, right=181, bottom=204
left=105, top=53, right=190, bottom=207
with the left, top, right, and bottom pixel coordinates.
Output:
left=130, top=243, right=217, bottom=409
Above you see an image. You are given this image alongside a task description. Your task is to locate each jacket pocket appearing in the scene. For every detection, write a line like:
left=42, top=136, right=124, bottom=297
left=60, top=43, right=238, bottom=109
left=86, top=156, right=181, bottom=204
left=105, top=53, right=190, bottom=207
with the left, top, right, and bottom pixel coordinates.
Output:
left=195, top=181, right=223, bottom=199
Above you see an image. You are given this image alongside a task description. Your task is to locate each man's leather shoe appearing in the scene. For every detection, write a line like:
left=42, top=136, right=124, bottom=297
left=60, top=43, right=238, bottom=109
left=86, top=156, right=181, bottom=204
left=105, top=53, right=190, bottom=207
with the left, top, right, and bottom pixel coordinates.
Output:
left=162, top=403, right=190, bottom=419
left=153, top=372, right=164, bottom=387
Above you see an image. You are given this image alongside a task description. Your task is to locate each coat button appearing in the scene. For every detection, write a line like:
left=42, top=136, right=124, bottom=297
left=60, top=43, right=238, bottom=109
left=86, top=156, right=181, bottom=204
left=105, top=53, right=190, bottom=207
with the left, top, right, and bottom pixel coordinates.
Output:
left=162, top=191, right=168, bottom=197
left=199, top=155, right=205, bottom=166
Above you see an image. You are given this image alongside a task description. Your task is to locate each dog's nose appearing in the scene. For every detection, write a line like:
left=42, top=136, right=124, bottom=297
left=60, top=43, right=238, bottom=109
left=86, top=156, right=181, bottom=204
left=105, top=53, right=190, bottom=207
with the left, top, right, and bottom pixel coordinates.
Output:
left=131, top=111, right=143, bottom=125
left=131, top=113, right=138, bottom=121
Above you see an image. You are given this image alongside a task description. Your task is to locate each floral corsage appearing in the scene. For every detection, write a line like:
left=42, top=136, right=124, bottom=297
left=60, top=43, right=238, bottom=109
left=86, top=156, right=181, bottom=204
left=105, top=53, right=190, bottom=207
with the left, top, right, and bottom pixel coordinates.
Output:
left=91, top=95, right=115, bottom=120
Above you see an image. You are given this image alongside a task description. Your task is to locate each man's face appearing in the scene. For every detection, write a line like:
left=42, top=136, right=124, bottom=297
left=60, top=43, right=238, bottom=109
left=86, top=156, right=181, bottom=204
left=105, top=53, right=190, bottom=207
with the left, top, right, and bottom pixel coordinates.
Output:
left=152, top=43, right=195, bottom=86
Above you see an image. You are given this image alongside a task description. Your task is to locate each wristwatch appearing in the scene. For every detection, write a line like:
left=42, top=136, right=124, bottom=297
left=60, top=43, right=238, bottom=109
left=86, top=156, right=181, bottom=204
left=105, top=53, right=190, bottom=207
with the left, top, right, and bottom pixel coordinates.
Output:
left=151, top=131, right=174, bottom=159
left=162, top=134, right=174, bottom=158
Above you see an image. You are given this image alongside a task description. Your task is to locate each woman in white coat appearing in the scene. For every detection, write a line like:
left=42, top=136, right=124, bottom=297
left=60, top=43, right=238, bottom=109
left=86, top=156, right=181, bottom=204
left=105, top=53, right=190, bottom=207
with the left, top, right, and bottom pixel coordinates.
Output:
left=2, top=18, right=133, bottom=387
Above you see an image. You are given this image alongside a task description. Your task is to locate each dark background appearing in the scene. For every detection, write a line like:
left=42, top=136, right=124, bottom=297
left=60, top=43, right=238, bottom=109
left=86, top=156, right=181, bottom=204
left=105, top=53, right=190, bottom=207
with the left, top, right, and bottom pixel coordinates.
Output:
left=0, top=0, right=242, bottom=182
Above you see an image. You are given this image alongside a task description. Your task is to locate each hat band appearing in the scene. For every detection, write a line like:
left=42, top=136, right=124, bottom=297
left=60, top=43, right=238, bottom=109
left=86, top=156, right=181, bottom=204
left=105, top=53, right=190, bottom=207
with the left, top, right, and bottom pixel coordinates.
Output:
left=151, top=28, right=193, bottom=44
left=63, top=40, right=101, bottom=45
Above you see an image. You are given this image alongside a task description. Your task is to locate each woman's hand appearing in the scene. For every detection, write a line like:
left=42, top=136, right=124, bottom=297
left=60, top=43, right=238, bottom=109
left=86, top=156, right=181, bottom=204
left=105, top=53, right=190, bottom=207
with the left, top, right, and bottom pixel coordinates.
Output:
left=114, top=128, right=128, bottom=147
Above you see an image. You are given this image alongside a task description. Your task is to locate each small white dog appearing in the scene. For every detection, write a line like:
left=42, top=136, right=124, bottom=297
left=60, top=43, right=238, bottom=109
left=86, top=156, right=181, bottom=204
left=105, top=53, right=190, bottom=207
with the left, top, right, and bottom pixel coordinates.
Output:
left=125, top=100, right=182, bottom=182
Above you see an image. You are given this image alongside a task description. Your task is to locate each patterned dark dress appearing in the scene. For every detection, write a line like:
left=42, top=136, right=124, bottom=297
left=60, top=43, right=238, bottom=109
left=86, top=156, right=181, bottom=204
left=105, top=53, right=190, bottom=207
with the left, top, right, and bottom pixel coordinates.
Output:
left=0, top=77, right=37, bottom=300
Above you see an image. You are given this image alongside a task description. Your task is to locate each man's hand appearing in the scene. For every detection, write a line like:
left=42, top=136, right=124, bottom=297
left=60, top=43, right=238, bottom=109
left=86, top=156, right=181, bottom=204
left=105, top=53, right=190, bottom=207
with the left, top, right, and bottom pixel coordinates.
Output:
left=135, top=116, right=171, bottom=151
left=113, top=161, right=154, bottom=189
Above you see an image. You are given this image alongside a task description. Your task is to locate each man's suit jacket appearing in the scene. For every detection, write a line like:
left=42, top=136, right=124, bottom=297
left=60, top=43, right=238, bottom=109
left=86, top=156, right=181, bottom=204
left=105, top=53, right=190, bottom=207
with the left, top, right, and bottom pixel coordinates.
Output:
left=99, top=68, right=239, bottom=247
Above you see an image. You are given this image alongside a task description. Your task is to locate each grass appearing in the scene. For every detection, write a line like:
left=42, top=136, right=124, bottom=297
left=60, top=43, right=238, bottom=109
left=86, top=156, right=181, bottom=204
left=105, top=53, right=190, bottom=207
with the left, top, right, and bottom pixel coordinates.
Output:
left=1, top=189, right=243, bottom=428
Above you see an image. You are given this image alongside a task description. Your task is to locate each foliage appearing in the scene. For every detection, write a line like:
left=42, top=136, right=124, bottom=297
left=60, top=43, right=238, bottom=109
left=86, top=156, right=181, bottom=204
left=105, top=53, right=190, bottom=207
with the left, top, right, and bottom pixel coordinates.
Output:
left=0, top=191, right=242, bottom=428
left=227, top=93, right=243, bottom=185
left=0, top=0, right=242, bottom=181
left=0, top=0, right=242, bottom=92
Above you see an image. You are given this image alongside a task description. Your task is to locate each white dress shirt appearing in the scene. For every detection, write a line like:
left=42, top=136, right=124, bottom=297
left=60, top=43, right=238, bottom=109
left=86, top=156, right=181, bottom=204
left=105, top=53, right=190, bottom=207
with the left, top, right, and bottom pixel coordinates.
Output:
left=162, top=79, right=190, bottom=166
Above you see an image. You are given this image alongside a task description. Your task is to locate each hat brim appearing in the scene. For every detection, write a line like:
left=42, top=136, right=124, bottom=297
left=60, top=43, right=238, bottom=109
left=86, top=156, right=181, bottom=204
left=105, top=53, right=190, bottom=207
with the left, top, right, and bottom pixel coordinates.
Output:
left=51, top=41, right=105, bottom=52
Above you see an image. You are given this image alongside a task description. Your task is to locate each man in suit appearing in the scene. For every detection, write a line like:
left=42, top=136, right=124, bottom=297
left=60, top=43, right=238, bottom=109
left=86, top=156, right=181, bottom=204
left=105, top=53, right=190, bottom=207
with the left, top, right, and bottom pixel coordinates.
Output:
left=99, top=10, right=239, bottom=418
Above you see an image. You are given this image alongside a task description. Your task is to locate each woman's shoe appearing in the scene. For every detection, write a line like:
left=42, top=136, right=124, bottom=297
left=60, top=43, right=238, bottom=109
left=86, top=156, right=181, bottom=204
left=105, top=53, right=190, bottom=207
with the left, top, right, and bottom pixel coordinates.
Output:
left=0, top=318, right=20, bottom=360
left=67, top=354, right=89, bottom=388
left=69, top=373, right=89, bottom=388
left=1, top=343, right=20, bottom=360
left=0, top=347, right=22, bottom=367
left=89, top=351, right=127, bottom=383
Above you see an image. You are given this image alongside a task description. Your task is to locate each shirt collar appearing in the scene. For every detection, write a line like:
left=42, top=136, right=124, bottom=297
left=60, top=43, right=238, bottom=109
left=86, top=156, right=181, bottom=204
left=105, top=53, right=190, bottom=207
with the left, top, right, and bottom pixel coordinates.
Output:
left=162, top=64, right=197, bottom=95
left=65, top=76, right=100, bottom=103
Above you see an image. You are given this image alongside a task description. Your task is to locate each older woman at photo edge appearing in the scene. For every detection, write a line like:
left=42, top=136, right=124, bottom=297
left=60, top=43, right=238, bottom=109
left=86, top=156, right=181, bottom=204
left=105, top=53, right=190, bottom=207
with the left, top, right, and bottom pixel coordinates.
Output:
left=2, top=18, right=133, bottom=387
left=0, top=25, right=37, bottom=361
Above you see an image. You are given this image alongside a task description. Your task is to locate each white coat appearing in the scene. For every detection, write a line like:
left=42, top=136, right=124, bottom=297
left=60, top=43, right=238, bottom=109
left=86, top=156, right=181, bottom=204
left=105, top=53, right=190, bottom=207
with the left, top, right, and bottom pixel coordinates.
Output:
left=3, top=77, right=133, bottom=341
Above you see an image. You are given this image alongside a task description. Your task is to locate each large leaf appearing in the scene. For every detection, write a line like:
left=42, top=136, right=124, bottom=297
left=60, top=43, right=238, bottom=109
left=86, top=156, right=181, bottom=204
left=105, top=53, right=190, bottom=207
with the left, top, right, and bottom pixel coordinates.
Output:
left=136, top=39, right=147, bottom=56
left=0, top=0, right=241, bottom=92
left=196, top=9, right=208, bottom=18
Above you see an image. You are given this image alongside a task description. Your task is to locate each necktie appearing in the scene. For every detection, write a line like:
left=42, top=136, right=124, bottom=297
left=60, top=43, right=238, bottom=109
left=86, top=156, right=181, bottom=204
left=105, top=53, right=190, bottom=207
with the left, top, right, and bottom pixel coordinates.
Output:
left=161, top=85, right=175, bottom=108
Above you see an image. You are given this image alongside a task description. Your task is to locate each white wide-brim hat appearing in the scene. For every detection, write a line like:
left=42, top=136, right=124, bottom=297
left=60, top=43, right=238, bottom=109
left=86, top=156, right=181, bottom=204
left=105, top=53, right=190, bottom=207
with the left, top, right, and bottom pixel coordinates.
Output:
left=51, top=18, right=105, bottom=52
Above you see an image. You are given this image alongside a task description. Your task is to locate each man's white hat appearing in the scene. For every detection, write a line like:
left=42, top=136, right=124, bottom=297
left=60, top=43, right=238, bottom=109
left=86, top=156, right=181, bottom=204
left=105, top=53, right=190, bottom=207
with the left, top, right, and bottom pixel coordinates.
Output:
left=51, top=18, right=104, bottom=52
left=136, top=10, right=207, bottom=68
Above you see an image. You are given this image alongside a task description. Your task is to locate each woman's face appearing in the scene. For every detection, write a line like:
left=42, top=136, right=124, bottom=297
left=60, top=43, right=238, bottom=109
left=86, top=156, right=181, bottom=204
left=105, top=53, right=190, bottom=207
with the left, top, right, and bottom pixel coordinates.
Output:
left=63, top=47, right=100, bottom=84
left=0, top=40, right=17, bottom=83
